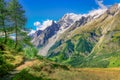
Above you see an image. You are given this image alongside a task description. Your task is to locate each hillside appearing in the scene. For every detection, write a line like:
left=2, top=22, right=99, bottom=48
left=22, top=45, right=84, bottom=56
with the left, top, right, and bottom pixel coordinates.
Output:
left=47, top=4, right=120, bottom=68
left=1, top=38, right=120, bottom=80
left=1, top=55, right=120, bottom=80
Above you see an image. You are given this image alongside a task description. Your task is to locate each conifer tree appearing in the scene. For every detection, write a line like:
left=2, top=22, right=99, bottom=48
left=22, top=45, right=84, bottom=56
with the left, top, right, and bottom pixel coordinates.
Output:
left=0, top=0, right=8, bottom=44
left=8, top=0, right=26, bottom=48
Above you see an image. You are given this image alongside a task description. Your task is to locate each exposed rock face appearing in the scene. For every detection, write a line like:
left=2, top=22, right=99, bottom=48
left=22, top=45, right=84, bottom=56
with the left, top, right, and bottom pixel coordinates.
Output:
left=32, top=13, right=82, bottom=48
left=57, top=13, right=82, bottom=30
left=68, top=16, right=93, bottom=32
left=32, top=21, right=59, bottom=47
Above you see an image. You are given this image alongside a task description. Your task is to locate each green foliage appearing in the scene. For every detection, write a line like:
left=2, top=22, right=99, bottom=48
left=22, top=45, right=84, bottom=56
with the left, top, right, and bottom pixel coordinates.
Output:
left=48, top=34, right=94, bottom=66
left=112, top=31, right=120, bottom=44
left=8, top=0, right=27, bottom=48
left=80, top=51, right=120, bottom=68
left=0, top=53, right=14, bottom=76
left=0, top=0, right=27, bottom=48
left=60, top=40, right=74, bottom=60
left=0, top=38, right=23, bottom=77
left=12, top=69, right=52, bottom=80
left=22, top=32, right=33, bottom=46
left=24, top=46, right=38, bottom=59
left=0, top=38, right=23, bottom=53
left=75, top=37, right=93, bottom=54
left=108, top=57, right=120, bottom=67
left=0, top=0, right=8, bottom=44
left=48, top=27, right=120, bottom=68
left=49, top=40, right=62, bottom=52
left=65, top=40, right=74, bottom=53
left=8, top=0, right=26, bottom=27
left=65, top=54, right=85, bottom=67
left=108, top=51, right=120, bottom=67
left=49, top=40, right=74, bottom=63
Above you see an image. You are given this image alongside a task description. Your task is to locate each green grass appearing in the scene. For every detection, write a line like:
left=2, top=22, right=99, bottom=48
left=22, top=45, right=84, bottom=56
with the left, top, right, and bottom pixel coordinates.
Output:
left=79, top=51, right=120, bottom=68
left=12, top=69, right=52, bottom=80
left=12, top=59, right=70, bottom=80
left=108, top=51, right=120, bottom=67
left=12, top=59, right=120, bottom=80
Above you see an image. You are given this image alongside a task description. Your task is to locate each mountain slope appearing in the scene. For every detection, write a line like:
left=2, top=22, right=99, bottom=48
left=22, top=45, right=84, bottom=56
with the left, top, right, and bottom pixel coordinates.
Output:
left=32, top=8, right=107, bottom=55
left=48, top=4, right=120, bottom=68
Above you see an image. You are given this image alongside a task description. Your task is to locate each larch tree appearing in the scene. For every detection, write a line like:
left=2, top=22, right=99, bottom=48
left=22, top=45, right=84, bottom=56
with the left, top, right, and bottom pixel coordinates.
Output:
left=8, top=0, right=26, bottom=48
left=0, top=0, right=8, bottom=44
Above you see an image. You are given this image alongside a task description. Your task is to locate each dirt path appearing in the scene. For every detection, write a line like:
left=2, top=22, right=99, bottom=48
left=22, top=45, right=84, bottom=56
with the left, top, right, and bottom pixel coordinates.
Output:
left=15, top=60, right=35, bottom=71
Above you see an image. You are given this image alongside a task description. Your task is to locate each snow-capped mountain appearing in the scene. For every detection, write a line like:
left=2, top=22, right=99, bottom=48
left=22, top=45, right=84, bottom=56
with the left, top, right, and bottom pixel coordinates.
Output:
left=57, top=13, right=82, bottom=30
left=57, top=8, right=107, bottom=31
left=31, top=5, right=109, bottom=56
left=29, top=8, right=107, bottom=38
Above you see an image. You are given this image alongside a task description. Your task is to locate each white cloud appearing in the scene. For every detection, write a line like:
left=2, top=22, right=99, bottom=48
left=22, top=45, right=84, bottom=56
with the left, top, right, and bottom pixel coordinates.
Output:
left=84, top=0, right=107, bottom=19
left=118, top=3, right=120, bottom=8
left=96, top=0, right=107, bottom=9
left=88, top=8, right=107, bottom=17
left=65, top=13, right=82, bottom=21
left=34, top=20, right=54, bottom=31
left=34, top=21, right=41, bottom=27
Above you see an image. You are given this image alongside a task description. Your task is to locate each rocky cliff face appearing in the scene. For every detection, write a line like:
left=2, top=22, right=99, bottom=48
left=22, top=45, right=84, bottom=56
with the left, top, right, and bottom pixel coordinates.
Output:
left=32, top=21, right=59, bottom=47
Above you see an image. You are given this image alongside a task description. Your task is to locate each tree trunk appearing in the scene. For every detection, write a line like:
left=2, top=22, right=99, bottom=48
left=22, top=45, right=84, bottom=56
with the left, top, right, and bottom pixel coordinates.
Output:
left=4, top=29, right=7, bottom=44
left=15, top=25, right=18, bottom=48
left=15, top=18, right=18, bottom=49
left=2, top=17, right=7, bottom=44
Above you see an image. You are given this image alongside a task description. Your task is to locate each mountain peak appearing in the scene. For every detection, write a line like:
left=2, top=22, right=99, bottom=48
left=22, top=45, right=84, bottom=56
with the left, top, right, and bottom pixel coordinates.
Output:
left=58, top=13, right=82, bottom=30
left=36, top=20, right=56, bottom=31
left=60, top=13, right=82, bottom=23
left=107, top=3, right=120, bottom=15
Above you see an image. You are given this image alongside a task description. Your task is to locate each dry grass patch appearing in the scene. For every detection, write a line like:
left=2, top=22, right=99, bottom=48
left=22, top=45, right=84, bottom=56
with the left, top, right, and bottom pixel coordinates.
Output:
left=49, top=68, right=120, bottom=80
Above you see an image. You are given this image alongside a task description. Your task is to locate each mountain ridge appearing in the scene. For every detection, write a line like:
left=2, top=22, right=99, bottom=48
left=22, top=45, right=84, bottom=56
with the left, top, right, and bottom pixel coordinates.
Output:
left=31, top=3, right=120, bottom=67
left=32, top=6, right=107, bottom=56
left=47, top=4, right=120, bottom=67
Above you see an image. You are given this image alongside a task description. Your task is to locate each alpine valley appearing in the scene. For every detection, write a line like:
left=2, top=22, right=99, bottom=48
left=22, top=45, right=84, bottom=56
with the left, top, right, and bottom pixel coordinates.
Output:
left=1, top=0, right=120, bottom=80
left=32, top=4, right=120, bottom=68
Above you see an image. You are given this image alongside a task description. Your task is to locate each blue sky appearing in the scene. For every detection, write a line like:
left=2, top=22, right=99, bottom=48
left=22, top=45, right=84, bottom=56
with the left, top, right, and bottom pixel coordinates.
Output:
left=19, top=0, right=120, bottom=29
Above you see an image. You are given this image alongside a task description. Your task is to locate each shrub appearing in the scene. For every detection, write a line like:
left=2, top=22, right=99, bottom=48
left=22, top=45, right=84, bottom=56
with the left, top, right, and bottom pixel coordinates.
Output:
left=12, top=69, right=52, bottom=80
left=0, top=54, right=14, bottom=77
left=24, top=46, right=38, bottom=59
